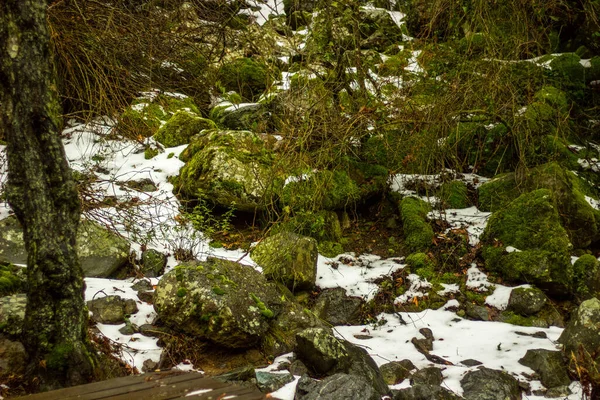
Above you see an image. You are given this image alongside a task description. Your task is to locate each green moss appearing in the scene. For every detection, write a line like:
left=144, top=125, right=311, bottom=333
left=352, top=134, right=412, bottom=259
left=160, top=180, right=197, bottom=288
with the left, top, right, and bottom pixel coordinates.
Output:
left=218, top=58, right=271, bottom=101
left=0, top=264, right=24, bottom=296
left=278, top=210, right=342, bottom=242
left=548, top=53, right=585, bottom=89
left=154, top=111, right=216, bottom=147
left=573, top=254, right=600, bottom=299
left=144, top=147, right=160, bottom=160
left=318, top=241, right=344, bottom=258
left=465, top=290, right=488, bottom=305
left=481, top=189, right=572, bottom=293
left=47, top=343, right=75, bottom=371
left=250, top=293, right=274, bottom=318
left=534, top=86, right=569, bottom=111
left=499, top=311, right=535, bottom=327
left=406, top=252, right=437, bottom=281
left=176, top=287, right=187, bottom=297
left=212, top=286, right=226, bottom=295
left=399, top=197, right=434, bottom=253
left=438, top=181, right=469, bottom=209
left=280, top=170, right=361, bottom=211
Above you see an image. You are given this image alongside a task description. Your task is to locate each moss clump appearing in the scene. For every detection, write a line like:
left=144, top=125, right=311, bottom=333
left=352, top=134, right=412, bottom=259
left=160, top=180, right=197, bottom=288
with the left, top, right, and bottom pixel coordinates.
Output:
left=573, top=254, right=600, bottom=300
left=478, top=162, right=600, bottom=248
left=534, top=86, right=569, bottom=111
left=118, top=95, right=200, bottom=139
left=318, top=241, right=344, bottom=258
left=46, top=343, right=75, bottom=371
left=280, top=170, right=361, bottom=211
left=176, top=287, right=187, bottom=297
left=438, top=181, right=470, bottom=209
left=406, top=252, right=436, bottom=280
left=154, top=111, right=215, bottom=147
left=218, top=58, right=271, bottom=101
left=481, top=189, right=572, bottom=295
left=0, top=264, right=25, bottom=296
left=144, top=147, right=160, bottom=160
left=548, top=53, right=585, bottom=89
left=278, top=210, right=342, bottom=242
left=250, top=293, right=274, bottom=318
left=399, top=197, right=434, bottom=253
left=212, top=286, right=226, bottom=295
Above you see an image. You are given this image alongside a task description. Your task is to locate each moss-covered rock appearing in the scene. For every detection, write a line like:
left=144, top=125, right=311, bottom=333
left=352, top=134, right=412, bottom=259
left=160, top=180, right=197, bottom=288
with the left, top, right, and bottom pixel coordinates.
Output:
left=548, top=53, right=586, bottom=89
left=209, top=103, right=274, bottom=132
left=251, top=232, right=318, bottom=292
left=405, top=252, right=436, bottom=280
left=399, top=197, right=434, bottom=253
left=0, top=294, right=26, bottom=337
left=518, top=349, right=570, bottom=389
left=154, top=111, right=215, bottom=147
left=478, top=162, right=600, bottom=248
left=0, top=264, right=25, bottom=297
left=558, top=298, right=600, bottom=372
left=154, top=258, right=283, bottom=349
left=118, top=94, right=200, bottom=138
left=280, top=170, right=361, bottom=211
left=218, top=58, right=272, bottom=101
left=87, top=295, right=138, bottom=324
left=506, top=287, right=547, bottom=316
left=481, top=189, right=573, bottom=296
left=573, top=254, right=600, bottom=300
left=175, top=129, right=276, bottom=212
left=279, top=210, right=342, bottom=242
left=311, top=288, right=365, bottom=326
left=0, top=217, right=130, bottom=278
left=438, top=180, right=470, bottom=209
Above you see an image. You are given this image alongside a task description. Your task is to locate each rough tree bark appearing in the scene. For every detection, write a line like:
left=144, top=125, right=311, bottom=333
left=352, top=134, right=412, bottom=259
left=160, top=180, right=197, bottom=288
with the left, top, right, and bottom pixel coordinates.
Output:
left=0, top=0, right=95, bottom=390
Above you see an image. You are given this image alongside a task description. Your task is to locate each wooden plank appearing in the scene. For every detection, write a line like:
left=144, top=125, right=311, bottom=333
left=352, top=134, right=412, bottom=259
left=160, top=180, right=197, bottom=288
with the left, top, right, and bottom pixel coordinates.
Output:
left=84, top=375, right=231, bottom=400
left=14, top=372, right=209, bottom=400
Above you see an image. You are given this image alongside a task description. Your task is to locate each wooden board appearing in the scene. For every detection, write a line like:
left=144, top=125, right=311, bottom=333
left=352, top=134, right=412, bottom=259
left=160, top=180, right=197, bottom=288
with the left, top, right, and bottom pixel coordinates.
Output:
left=14, top=371, right=267, bottom=400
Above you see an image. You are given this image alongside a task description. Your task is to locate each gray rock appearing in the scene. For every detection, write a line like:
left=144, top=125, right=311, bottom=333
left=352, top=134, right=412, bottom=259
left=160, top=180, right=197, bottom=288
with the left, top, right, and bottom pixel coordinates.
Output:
left=0, top=336, right=26, bottom=375
left=87, top=295, right=138, bottom=324
left=142, top=359, right=158, bottom=373
left=518, top=349, right=570, bottom=389
left=0, top=217, right=130, bottom=278
left=544, top=385, right=570, bottom=397
left=380, top=359, right=415, bottom=385
left=294, top=328, right=389, bottom=396
left=295, top=375, right=319, bottom=398
left=154, top=258, right=283, bottom=348
left=312, top=288, right=364, bottom=325
left=211, top=103, right=272, bottom=131
left=214, top=366, right=255, bottom=383
left=465, top=302, right=489, bottom=321
left=290, top=359, right=308, bottom=376
left=411, top=367, right=443, bottom=386
left=559, top=297, right=600, bottom=354
left=507, top=287, right=547, bottom=316
left=393, top=384, right=462, bottom=400
left=461, top=359, right=483, bottom=367
left=255, top=371, right=294, bottom=393
left=137, top=290, right=154, bottom=304
left=138, top=324, right=170, bottom=338
left=176, top=130, right=275, bottom=212
left=132, top=279, right=153, bottom=292
left=461, top=367, right=522, bottom=400
left=140, top=249, right=167, bottom=277
left=0, top=294, right=27, bottom=337
left=251, top=232, right=318, bottom=292
left=299, top=373, right=380, bottom=400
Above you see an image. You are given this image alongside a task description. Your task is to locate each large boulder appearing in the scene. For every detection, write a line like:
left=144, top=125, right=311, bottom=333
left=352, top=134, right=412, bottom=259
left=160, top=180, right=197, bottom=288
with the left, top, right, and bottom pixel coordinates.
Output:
left=296, top=373, right=381, bottom=400
left=154, top=258, right=283, bottom=349
left=294, top=327, right=390, bottom=397
left=480, top=189, right=573, bottom=296
left=393, top=385, right=462, bottom=400
left=460, top=367, right=521, bottom=400
left=558, top=298, right=600, bottom=368
left=478, top=163, right=600, bottom=248
left=0, top=336, right=26, bottom=376
left=87, top=295, right=139, bottom=324
left=175, top=130, right=276, bottom=212
left=251, top=232, right=318, bottom=292
left=518, top=349, right=570, bottom=389
left=0, top=217, right=130, bottom=278
left=154, top=111, right=216, bottom=147
left=311, top=288, right=364, bottom=325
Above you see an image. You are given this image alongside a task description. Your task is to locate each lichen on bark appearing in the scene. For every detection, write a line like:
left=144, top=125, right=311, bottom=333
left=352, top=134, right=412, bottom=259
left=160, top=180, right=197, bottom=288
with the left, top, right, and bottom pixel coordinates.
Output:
left=0, top=0, right=96, bottom=390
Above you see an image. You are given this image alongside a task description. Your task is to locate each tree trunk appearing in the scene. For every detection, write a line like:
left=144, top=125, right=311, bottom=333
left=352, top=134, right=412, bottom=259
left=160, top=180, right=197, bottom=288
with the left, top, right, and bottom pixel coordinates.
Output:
left=0, top=0, right=95, bottom=390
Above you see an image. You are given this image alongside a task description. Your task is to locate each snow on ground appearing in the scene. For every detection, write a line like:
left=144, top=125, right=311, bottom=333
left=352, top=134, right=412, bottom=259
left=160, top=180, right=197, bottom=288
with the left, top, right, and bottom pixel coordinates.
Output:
left=0, top=110, right=582, bottom=398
